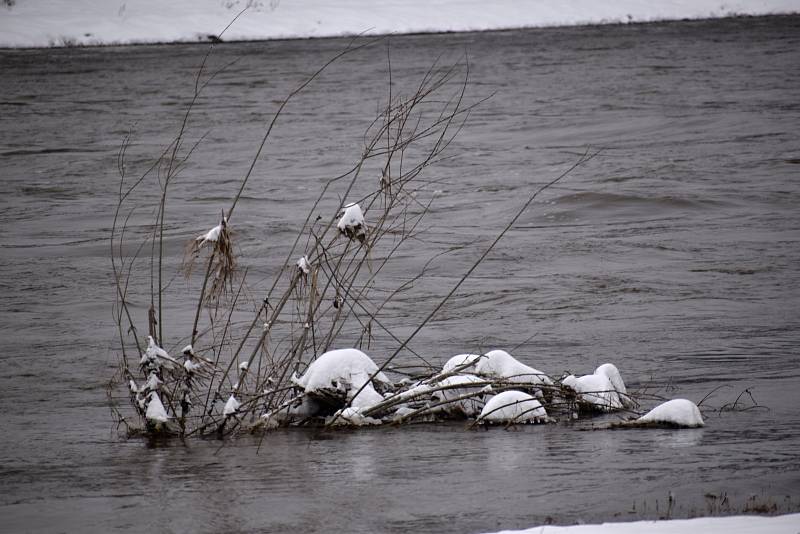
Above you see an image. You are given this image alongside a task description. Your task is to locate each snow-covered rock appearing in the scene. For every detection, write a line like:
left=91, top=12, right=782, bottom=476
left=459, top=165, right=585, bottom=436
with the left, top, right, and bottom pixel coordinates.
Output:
left=475, top=350, right=552, bottom=387
left=636, top=399, right=704, bottom=428
left=563, top=373, right=623, bottom=411
left=337, top=203, right=366, bottom=242
left=477, top=390, right=548, bottom=424
left=431, top=374, right=486, bottom=416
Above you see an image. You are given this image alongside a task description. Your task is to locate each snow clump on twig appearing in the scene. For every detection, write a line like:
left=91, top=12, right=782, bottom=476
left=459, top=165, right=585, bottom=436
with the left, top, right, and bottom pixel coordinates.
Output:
left=145, top=392, right=169, bottom=424
left=296, top=255, right=310, bottom=275
left=195, top=218, right=226, bottom=247
left=223, top=394, right=241, bottom=417
left=337, top=203, right=366, bottom=243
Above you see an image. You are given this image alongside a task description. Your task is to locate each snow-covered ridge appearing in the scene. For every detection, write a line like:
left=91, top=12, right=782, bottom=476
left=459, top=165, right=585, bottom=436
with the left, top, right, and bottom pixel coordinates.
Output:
left=1, top=0, right=798, bottom=48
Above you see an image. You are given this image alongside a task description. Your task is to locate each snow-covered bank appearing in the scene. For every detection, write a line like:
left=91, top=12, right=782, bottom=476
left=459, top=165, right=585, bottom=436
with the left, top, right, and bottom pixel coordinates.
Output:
left=484, top=513, right=800, bottom=534
left=1, top=0, right=798, bottom=48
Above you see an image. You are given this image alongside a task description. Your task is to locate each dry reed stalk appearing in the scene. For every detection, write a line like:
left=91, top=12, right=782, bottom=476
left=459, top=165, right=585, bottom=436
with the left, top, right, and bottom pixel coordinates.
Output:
left=110, top=25, right=619, bottom=439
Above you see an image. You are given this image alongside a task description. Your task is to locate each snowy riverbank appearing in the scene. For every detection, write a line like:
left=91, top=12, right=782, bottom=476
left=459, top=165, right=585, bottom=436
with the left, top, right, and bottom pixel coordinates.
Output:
left=1, top=0, right=798, bottom=48
left=485, top=513, right=800, bottom=534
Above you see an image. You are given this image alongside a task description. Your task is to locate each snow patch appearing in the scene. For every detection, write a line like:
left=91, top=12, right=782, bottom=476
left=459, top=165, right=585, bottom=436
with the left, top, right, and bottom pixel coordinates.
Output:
left=2, top=1, right=798, bottom=48
left=636, top=399, right=704, bottom=428
left=478, top=390, right=547, bottom=424
left=145, top=392, right=169, bottom=424
left=594, top=363, right=626, bottom=395
left=442, top=353, right=481, bottom=373
left=595, top=362, right=635, bottom=408
left=563, top=373, right=623, bottom=411
left=195, top=219, right=225, bottom=246
left=328, top=407, right=382, bottom=426
left=292, top=348, right=389, bottom=407
left=184, top=359, right=202, bottom=372
left=475, top=350, right=552, bottom=387
left=139, top=335, right=177, bottom=369
left=482, top=513, right=800, bottom=534
left=349, top=382, right=385, bottom=410
left=431, top=374, right=486, bottom=416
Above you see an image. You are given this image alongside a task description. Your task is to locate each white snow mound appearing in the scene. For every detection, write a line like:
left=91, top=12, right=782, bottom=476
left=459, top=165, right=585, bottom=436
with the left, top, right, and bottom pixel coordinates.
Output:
left=478, top=390, right=547, bottom=423
left=594, top=362, right=634, bottom=407
left=637, top=399, right=704, bottom=428
left=563, top=373, right=623, bottom=411
left=293, top=348, right=388, bottom=407
left=594, top=363, right=626, bottom=395
left=475, top=350, right=552, bottom=387
left=442, top=353, right=481, bottom=373
left=349, top=382, right=385, bottom=410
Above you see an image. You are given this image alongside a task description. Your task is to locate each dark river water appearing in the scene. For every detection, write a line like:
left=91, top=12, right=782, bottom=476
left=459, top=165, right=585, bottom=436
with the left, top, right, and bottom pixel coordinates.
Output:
left=1, top=15, right=800, bottom=534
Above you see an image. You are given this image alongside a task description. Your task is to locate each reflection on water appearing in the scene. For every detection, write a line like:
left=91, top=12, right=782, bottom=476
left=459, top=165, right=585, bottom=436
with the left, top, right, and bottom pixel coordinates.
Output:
left=659, top=429, right=705, bottom=449
left=1, top=14, right=799, bottom=534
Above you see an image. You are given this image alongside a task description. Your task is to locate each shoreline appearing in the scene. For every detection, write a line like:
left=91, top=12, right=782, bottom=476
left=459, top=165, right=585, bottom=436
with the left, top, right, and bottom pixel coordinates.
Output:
left=1, top=5, right=797, bottom=50
left=483, top=513, right=800, bottom=534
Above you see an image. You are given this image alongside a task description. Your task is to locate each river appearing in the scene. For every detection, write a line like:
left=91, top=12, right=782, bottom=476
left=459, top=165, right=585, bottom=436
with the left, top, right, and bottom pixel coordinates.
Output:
left=1, top=14, right=799, bottom=534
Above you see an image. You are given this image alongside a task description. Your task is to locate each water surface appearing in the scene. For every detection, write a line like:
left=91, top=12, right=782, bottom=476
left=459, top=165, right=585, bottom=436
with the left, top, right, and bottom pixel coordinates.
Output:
left=1, top=15, right=799, bottom=534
